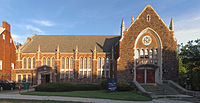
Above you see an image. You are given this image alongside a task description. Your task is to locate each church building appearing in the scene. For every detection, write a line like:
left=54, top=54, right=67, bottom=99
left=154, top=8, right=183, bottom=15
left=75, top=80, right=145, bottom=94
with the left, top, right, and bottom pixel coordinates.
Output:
left=11, top=4, right=178, bottom=85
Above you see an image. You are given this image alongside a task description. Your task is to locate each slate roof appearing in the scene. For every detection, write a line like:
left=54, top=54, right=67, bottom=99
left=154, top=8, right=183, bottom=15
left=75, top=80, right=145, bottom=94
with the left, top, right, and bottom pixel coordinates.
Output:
left=21, top=35, right=120, bottom=53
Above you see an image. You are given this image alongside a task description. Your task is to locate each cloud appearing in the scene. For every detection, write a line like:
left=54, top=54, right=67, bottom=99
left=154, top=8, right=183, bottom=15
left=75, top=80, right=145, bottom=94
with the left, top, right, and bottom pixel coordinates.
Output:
left=26, top=25, right=42, bottom=33
left=11, top=34, right=20, bottom=39
left=11, top=34, right=26, bottom=43
left=175, top=28, right=200, bottom=44
left=33, top=20, right=54, bottom=27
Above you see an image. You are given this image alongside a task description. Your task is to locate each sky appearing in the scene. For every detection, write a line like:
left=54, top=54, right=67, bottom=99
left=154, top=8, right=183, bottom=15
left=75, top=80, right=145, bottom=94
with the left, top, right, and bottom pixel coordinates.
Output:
left=0, top=0, right=199, bottom=44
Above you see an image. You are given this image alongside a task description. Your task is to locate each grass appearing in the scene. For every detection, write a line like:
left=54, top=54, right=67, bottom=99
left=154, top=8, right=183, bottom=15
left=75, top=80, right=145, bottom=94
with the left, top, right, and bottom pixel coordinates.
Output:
left=0, top=89, right=18, bottom=93
left=23, top=90, right=152, bottom=101
left=0, top=99, right=81, bottom=103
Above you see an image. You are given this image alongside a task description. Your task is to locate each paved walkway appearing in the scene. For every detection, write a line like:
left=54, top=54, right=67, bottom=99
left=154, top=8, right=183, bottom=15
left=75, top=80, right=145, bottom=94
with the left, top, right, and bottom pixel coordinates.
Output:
left=0, top=89, right=199, bottom=103
left=0, top=93, right=199, bottom=103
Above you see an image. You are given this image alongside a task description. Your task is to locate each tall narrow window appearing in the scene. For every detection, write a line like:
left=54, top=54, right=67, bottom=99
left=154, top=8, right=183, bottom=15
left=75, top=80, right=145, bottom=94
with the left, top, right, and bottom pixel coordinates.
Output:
left=62, top=57, right=65, bottom=69
left=43, top=57, right=46, bottom=65
left=149, top=49, right=153, bottom=59
left=70, top=57, right=73, bottom=69
left=2, top=34, right=5, bottom=40
left=11, top=63, right=14, bottom=70
left=140, top=49, right=144, bottom=58
left=28, top=58, right=31, bottom=69
left=102, top=57, right=105, bottom=69
left=23, top=58, right=27, bottom=69
left=23, top=75, right=26, bottom=82
left=154, top=49, right=158, bottom=58
left=88, top=57, right=91, bottom=69
left=52, top=57, right=55, bottom=67
left=145, top=49, right=149, bottom=58
left=28, top=75, right=31, bottom=83
left=98, top=57, right=101, bottom=69
left=18, top=75, right=21, bottom=83
left=0, top=60, right=2, bottom=70
left=47, top=57, right=50, bottom=66
left=61, top=72, right=64, bottom=79
left=66, top=57, right=69, bottom=69
left=84, top=57, right=87, bottom=69
left=80, top=57, right=83, bottom=69
left=32, top=58, right=36, bottom=68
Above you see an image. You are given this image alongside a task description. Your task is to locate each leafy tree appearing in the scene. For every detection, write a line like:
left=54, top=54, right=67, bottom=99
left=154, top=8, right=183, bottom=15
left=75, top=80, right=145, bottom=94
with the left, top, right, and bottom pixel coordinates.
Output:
left=179, top=39, right=200, bottom=90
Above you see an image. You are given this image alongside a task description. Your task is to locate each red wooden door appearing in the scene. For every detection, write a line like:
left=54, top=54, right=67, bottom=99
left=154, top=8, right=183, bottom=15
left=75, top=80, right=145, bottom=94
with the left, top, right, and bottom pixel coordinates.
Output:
left=136, top=69, right=144, bottom=83
left=41, top=74, right=46, bottom=84
left=146, top=69, right=155, bottom=83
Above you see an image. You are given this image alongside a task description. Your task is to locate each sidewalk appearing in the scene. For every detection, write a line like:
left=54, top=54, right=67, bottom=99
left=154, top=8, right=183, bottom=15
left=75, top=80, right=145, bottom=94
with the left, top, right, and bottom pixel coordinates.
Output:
left=0, top=93, right=195, bottom=103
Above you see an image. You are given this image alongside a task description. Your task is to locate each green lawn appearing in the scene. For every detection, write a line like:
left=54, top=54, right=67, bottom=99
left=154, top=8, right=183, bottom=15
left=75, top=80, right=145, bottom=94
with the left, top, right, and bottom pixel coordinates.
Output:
left=0, top=99, right=81, bottom=103
left=23, top=90, right=152, bottom=101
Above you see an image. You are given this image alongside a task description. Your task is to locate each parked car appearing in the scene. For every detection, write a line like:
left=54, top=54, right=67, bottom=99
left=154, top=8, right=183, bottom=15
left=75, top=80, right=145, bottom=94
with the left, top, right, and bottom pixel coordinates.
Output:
left=0, top=79, right=16, bottom=90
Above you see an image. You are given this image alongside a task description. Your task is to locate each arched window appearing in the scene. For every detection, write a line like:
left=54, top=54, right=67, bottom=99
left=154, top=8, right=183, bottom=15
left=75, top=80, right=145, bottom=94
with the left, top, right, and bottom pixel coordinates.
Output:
left=80, top=57, right=83, bottom=69
left=145, top=49, right=149, bottom=58
left=66, top=57, right=69, bottom=69
left=98, top=57, right=101, bottom=69
left=102, top=57, right=105, bottom=69
left=33, top=58, right=36, bottom=68
left=43, top=57, right=46, bottom=65
left=140, top=49, right=144, bottom=58
left=70, top=57, right=73, bottom=69
left=62, top=57, right=65, bottom=69
left=154, top=49, right=158, bottom=58
left=28, top=58, right=31, bottom=69
left=149, top=49, right=153, bottom=59
left=47, top=57, right=50, bottom=66
left=88, top=57, right=91, bottom=69
left=52, top=57, right=55, bottom=67
left=84, top=57, right=87, bottom=69
left=23, top=58, right=27, bottom=69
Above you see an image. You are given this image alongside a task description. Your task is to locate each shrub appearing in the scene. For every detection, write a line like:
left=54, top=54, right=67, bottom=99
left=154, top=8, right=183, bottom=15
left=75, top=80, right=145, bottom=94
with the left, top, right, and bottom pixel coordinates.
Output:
left=101, top=80, right=108, bottom=90
left=35, top=83, right=101, bottom=92
left=117, top=83, right=133, bottom=91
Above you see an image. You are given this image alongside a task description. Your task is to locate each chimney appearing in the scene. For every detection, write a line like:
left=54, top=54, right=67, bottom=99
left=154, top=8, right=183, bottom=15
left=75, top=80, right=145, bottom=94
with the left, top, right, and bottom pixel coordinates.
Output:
left=2, top=21, right=10, bottom=32
left=27, top=37, right=31, bottom=41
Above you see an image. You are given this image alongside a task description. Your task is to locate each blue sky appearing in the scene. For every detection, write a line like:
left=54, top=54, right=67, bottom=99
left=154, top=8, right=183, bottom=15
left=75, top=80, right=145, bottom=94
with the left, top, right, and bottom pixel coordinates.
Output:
left=0, top=0, right=199, bottom=44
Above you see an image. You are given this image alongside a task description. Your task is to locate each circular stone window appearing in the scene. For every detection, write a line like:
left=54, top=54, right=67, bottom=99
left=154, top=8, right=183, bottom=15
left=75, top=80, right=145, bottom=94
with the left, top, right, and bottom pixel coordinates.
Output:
left=142, top=35, right=152, bottom=45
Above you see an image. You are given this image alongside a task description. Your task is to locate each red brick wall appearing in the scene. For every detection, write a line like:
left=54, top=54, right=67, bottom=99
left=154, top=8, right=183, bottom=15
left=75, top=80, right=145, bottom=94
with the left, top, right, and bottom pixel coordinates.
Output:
left=13, top=49, right=111, bottom=84
left=0, top=21, right=16, bottom=80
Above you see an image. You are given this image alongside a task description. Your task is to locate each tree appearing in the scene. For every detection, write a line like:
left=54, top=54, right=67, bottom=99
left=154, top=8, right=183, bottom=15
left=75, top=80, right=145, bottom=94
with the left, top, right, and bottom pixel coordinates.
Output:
left=179, top=39, right=200, bottom=90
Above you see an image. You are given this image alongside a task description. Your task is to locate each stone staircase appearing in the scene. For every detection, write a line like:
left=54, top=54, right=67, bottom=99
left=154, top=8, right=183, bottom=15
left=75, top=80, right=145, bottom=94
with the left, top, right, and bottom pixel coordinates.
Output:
left=142, top=84, right=180, bottom=95
left=141, top=83, right=194, bottom=99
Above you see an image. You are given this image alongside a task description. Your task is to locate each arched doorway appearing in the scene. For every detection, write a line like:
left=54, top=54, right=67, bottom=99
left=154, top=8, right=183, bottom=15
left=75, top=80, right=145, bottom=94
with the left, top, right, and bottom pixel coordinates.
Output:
left=36, top=65, right=53, bottom=85
left=133, top=27, right=162, bottom=84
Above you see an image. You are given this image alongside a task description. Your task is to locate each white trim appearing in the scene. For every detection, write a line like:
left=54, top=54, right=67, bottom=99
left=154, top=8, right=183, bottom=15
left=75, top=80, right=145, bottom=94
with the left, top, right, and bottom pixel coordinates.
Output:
left=0, top=27, right=5, bottom=35
left=133, top=27, right=163, bottom=83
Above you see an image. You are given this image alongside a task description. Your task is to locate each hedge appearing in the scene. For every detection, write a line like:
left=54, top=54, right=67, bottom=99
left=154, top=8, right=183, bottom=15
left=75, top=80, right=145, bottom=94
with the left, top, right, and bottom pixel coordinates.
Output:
left=35, top=83, right=101, bottom=92
left=35, top=81, right=134, bottom=92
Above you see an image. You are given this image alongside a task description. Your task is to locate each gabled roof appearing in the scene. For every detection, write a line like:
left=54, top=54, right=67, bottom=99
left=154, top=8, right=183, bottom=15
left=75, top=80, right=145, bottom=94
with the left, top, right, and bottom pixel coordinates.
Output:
left=21, top=35, right=120, bottom=53
left=127, top=4, right=170, bottom=31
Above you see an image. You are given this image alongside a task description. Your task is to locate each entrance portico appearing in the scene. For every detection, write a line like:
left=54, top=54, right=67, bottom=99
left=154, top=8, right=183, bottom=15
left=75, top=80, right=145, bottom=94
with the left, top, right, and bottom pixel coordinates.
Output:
left=36, top=65, right=54, bottom=85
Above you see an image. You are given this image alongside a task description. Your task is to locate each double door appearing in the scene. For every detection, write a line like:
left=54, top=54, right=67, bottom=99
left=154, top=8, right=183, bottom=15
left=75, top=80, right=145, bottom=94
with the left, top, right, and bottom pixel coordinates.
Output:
left=136, top=68, right=155, bottom=84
